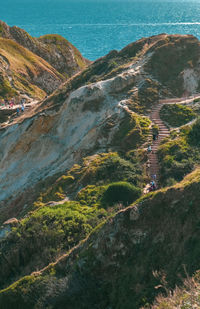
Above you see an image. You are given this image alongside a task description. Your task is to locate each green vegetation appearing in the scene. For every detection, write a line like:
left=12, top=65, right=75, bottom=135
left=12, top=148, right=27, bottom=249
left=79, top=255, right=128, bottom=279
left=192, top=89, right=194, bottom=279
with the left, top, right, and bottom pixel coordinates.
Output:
left=113, top=111, right=151, bottom=151
left=1, top=169, right=200, bottom=308
left=76, top=185, right=106, bottom=207
left=0, top=150, right=144, bottom=289
left=194, top=97, right=200, bottom=103
left=158, top=118, right=200, bottom=185
left=187, top=117, right=200, bottom=146
left=101, top=181, right=141, bottom=207
left=160, top=104, right=196, bottom=127
left=0, top=37, right=65, bottom=98
left=0, top=201, right=107, bottom=289
left=146, top=36, right=199, bottom=96
left=33, top=152, right=142, bottom=207
left=0, top=75, right=17, bottom=98
left=34, top=152, right=144, bottom=210
left=138, top=79, right=160, bottom=110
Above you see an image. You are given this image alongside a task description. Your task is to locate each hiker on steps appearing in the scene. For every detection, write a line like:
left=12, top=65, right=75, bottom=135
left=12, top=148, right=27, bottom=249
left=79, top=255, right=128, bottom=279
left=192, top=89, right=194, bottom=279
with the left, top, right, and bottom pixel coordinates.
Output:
left=146, top=160, right=150, bottom=176
left=152, top=124, right=159, bottom=141
left=149, top=180, right=156, bottom=192
left=152, top=174, right=156, bottom=181
left=147, top=145, right=152, bottom=153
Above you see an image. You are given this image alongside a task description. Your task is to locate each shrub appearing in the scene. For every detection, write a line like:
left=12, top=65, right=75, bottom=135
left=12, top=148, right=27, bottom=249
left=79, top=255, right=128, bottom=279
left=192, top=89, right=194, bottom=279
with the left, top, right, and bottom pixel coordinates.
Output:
left=101, top=182, right=141, bottom=207
left=188, top=117, right=200, bottom=146
left=79, top=153, right=142, bottom=187
left=160, top=104, right=196, bottom=127
left=76, top=185, right=106, bottom=207
left=112, top=111, right=150, bottom=151
left=0, top=201, right=107, bottom=289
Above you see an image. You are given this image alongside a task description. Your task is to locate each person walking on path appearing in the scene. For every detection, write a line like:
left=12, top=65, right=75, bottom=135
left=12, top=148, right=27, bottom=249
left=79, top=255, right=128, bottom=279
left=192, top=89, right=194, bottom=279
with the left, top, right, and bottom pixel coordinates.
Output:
left=147, top=145, right=152, bottom=153
left=152, top=124, right=159, bottom=140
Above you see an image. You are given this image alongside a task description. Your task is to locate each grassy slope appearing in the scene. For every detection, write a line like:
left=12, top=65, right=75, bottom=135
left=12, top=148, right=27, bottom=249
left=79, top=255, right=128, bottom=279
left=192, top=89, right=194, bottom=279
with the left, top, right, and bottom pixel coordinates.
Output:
left=0, top=38, right=65, bottom=98
left=1, top=169, right=200, bottom=308
left=160, top=104, right=196, bottom=128
left=149, top=270, right=200, bottom=308
left=158, top=117, right=200, bottom=186
left=0, top=151, right=145, bottom=290
left=39, top=34, right=88, bottom=71
left=43, top=34, right=200, bottom=114
left=0, top=21, right=89, bottom=76
left=145, top=35, right=200, bottom=96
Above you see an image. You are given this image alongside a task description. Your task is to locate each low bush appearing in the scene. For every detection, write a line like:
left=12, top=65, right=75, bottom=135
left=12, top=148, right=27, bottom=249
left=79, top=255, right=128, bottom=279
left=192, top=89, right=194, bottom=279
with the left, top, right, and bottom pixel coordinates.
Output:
left=188, top=117, right=200, bottom=146
left=158, top=120, right=200, bottom=185
left=160, top=104, right=196, bottom=127
left=0, top=201, right=107, bottom=289
left=101, top=181, right=141, bottom=207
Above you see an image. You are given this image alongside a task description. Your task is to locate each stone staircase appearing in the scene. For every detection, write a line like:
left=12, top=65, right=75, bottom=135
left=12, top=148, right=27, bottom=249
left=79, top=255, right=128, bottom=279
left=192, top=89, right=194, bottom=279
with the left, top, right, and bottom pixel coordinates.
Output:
left=147, top=103, right=170, bottom=187
left=144, top=94, right=200, bottom=192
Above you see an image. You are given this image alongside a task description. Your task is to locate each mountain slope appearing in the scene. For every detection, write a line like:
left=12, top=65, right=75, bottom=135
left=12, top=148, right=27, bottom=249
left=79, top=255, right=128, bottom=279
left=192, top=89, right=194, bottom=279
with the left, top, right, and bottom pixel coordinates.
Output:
left=1, top=169, right=200, bottom=308
left=0, top=20, right=89, bottom=77
left=1, top=33, right=200, bottom=309
left=1, top=33, right=200, bottom=222
left=0, top=37, right=64, bottom=99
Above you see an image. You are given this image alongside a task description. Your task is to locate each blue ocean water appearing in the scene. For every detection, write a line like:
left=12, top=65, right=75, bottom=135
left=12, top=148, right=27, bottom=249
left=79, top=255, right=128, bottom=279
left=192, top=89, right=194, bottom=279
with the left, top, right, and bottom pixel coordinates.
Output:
left=1, top=0, right=200, bottom=60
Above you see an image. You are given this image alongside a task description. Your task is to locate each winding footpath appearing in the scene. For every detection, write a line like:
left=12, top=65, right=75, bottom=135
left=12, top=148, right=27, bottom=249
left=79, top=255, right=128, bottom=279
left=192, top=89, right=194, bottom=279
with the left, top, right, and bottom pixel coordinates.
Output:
left=146, top=94, right=200, bottom=191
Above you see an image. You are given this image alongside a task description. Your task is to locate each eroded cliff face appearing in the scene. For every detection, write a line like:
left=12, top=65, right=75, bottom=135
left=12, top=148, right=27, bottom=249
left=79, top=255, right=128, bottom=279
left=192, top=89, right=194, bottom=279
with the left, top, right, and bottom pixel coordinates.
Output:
left=0, top=20, right=89, bottom=99
left=0, top=37, right=64, bottom=99
left=0, top=20, right=89, bottom=77
left=0, top=60, right=144, bottom=206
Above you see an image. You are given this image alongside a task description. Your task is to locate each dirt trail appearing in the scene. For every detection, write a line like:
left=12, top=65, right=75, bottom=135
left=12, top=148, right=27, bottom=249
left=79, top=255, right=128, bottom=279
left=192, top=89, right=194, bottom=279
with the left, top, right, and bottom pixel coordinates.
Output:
left=0, top=99, right=40, bottom=128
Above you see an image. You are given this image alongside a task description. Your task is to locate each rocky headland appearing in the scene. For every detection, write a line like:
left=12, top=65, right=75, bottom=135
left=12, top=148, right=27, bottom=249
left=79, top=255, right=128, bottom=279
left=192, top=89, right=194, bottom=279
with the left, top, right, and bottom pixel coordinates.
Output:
left=1, top=30, right=200, bottom=308
left=0, top=20, right=89, bottom=99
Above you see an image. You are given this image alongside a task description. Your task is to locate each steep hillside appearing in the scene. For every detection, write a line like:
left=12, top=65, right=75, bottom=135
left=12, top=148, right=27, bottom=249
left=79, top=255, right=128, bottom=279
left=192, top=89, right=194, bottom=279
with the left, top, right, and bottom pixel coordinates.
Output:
left=158, top=116, right=200, bottom=186
left=0, top=37, right=64, bottom=99
left=1, top=33, right=200, bottom=223
left=0, top=152, right=143, bottom=289
left=1, top=33, right=200, bottom=309
left=1, top=169, right=200, bottom=308
left=0, top=20, right=89, bottom=77
left=148, top=270, right=200, bottom=308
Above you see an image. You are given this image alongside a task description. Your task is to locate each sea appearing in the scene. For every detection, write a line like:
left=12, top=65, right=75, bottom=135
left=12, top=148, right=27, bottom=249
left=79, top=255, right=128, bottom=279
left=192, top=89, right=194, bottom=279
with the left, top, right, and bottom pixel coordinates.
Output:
left=1, top=0, right=200, bottom=61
